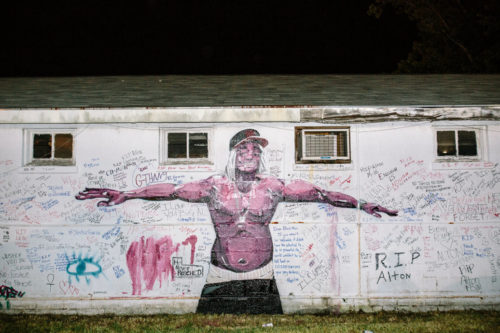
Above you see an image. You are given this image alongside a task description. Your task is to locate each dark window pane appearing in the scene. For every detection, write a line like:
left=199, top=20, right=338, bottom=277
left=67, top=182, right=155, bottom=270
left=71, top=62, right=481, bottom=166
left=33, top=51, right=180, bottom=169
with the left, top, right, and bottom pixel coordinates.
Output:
left=189, top=133, right=208, bottom=158
left=336, top=132, right=348, bottom=157
left=168, top=133, right=187, bottom=158
left=437, top=131, right=456, bottom=156
left=54, top=134, right=73, bottom=158
left=33, top=134, right=52, bottom=159
left=458, top=131, right=477, bottom=156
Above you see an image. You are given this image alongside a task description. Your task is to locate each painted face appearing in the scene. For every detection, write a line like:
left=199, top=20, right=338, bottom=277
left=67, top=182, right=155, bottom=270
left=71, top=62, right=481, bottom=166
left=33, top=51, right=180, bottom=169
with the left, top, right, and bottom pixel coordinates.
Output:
left=235, top=142, right=262, bottom=173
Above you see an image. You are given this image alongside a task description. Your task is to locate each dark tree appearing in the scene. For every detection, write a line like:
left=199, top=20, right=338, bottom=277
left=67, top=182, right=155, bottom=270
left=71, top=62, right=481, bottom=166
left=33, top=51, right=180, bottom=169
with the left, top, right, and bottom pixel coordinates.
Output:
left=368, top=0, right=500, bottom=73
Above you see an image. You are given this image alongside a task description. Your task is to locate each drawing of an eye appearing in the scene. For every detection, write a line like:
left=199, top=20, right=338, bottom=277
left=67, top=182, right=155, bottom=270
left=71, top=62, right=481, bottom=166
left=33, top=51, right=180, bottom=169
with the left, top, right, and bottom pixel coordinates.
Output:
left=66, top=254, right=103, bottom=284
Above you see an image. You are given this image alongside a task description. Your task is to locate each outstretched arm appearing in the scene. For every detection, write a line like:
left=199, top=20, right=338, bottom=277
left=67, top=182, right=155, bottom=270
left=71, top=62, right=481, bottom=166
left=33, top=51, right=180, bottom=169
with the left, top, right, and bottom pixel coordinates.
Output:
left=283, top=179, right=397, bottom=218
left=76, top=178, right=214, bottom=207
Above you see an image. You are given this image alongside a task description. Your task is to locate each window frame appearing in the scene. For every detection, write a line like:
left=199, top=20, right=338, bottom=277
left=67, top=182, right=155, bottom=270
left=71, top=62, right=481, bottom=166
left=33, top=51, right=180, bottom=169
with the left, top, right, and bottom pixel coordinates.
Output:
left=23, top=129, right=76, bottom=166
left=433, top=126, right=485, bottom=162
left=159, top=128, right=213, bottom=165
left=295, top=126, right=351, bottom=164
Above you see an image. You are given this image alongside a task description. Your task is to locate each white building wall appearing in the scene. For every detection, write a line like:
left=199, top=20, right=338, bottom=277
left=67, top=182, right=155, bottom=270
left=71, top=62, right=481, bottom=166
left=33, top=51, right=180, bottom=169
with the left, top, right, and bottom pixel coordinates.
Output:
left=0, top=115, right=499, bottom=313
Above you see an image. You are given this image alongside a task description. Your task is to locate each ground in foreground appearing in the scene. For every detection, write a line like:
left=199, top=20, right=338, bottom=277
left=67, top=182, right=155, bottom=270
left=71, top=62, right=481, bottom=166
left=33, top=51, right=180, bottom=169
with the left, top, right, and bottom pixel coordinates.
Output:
left=1, top=310, right=498, bottom=332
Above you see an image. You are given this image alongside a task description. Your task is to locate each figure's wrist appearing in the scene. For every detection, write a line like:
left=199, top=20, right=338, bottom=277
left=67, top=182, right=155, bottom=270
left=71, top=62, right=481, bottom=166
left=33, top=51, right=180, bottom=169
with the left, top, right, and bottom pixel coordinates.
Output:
left=358, top=199, right=367, bottom=210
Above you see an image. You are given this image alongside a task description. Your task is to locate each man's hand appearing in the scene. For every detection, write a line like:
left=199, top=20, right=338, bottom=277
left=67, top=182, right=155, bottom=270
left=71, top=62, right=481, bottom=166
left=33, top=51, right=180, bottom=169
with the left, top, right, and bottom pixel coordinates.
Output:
left=75, top=188, right=127, bottom=207
left=361, top=202, right=398, bottom=218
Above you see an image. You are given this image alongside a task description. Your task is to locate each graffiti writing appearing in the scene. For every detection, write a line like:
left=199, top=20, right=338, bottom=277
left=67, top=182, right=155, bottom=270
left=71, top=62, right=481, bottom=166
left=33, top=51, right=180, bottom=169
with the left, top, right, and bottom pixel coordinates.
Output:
left=134, top=171, right=168, bottom=187
left=0, top=285, right=25, bottom=310
left=458, top=262, right=482, bottom=292
left=377, top=271, right=411, bottom=284
left=59, top=281, right=80, bottom=296
left=46, top=274, right=55, bottom=292
left=375, top=251, right=420, bottom=284
left=375, top=251, right=420, bottom=270
left=113, top=265, right=125, bottom=279
left=172, top=257, right=204, bottom=278
left=0, top=285, right=25, bottom=299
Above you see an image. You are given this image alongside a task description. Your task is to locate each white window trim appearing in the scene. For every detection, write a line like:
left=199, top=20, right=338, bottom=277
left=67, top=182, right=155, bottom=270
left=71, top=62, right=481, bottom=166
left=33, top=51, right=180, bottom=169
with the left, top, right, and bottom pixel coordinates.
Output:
left=433, top=126, right=487, bottom=162
left=159, top=128, right=214, bottom=165
left=23, top=129, right=76, bottom=166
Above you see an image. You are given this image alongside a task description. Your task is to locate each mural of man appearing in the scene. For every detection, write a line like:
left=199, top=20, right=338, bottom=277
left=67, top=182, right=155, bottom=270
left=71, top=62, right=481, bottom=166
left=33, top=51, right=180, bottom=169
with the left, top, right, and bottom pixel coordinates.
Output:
left=76, top=129, right=397, bottom=313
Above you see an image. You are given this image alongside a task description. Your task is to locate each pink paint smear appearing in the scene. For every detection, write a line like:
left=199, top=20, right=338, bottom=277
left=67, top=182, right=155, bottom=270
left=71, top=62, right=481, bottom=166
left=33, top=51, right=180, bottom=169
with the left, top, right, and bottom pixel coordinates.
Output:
left=126, top=235, right=197, bottom=295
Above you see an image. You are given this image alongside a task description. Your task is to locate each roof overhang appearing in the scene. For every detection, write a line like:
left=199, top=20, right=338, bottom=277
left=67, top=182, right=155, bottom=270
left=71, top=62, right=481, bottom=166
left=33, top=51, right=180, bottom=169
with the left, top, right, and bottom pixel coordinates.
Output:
left=1, top=105, right=499, bottom=124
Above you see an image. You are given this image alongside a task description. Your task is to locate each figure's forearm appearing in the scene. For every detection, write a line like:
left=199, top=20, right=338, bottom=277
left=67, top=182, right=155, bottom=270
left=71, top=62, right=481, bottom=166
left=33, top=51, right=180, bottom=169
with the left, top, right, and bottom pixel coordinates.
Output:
left=284, top=180, right=359, bottom=209
left=320, top=187, right=398, bottom=218
left=322, top=190, right=358, bottom=208
left=323, top=191, right=371, bottom=211
left=124, top=183, right=178, bottom=201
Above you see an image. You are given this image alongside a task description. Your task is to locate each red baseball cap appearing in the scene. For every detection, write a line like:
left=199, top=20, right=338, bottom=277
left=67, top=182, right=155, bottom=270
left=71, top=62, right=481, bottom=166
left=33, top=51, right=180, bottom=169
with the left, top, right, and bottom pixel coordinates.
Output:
left=229, top=129, right=268, bottom=150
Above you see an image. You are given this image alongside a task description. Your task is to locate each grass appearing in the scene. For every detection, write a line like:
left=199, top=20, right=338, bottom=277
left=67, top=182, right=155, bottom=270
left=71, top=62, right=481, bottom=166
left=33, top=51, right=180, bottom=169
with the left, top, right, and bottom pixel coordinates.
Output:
left=0, top=311, right=498, bottom=332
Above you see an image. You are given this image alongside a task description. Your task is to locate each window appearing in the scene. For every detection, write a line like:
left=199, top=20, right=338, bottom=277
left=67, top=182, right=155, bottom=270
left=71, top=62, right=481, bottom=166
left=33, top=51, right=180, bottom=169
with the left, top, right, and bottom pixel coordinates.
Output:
left=160, top=129, right=213, bottom=164
left=435, top=128, right=482, bottom=160
left=24, top=129, right=75, bottom=166
left=295, top=126, right=351, bottom=164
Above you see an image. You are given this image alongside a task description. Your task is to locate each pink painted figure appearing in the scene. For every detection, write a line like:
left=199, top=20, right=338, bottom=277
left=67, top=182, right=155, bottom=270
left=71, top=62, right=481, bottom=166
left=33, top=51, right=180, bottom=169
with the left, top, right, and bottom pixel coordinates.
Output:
left=77, top=129, right=397, bottom=274
left=76, top=129, right=397, bottom=312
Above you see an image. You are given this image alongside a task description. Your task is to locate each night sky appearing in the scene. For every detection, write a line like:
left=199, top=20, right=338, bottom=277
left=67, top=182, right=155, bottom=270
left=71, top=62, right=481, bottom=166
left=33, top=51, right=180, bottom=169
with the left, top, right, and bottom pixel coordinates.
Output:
left=2, top=2, right=416, bottom=76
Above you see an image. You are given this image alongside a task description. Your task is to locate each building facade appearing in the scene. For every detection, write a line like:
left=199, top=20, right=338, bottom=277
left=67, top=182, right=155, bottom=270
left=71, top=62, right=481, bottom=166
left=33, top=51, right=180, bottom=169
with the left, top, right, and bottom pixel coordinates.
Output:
left=0, top=76, right=499, bottom=313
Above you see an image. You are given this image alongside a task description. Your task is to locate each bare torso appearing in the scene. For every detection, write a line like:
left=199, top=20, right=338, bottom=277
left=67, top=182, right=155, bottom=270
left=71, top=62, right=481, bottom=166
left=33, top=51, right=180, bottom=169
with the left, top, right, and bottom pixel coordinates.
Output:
left=207, top=176, right=283, bottom=272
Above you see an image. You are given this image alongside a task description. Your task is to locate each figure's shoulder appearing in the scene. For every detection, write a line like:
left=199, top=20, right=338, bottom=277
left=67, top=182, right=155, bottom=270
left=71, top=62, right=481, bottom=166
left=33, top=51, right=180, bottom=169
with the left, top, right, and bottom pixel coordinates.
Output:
left=256, top=174, right=285, bottom=188
left=206, top=174, right=231, bottom=186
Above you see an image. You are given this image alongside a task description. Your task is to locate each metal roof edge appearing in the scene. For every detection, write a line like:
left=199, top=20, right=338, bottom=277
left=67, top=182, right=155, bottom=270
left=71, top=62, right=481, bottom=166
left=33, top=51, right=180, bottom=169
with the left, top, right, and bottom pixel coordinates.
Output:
left=0, top=107, right=302, bottom=124
left=0, top=105, right=499, bottom=124
left=300, top=105, right=500, bottom=123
